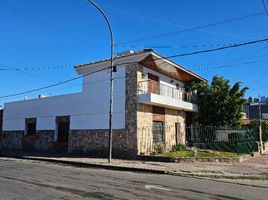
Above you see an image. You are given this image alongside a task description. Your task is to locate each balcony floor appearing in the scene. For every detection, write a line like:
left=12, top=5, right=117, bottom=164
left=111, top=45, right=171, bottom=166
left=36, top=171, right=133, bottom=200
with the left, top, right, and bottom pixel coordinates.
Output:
left=138, top=93, right=198, bottom=112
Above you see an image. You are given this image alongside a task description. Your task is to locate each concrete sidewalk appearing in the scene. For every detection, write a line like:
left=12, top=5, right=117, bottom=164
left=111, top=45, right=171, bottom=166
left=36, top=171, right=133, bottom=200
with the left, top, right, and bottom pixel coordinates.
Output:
left=1, top=151, right=268, bottom=180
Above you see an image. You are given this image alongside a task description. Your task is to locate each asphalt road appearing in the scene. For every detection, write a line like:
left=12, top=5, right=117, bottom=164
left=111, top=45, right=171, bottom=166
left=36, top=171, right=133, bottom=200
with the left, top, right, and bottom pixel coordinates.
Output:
left=0, top=157, right=267, bottom=200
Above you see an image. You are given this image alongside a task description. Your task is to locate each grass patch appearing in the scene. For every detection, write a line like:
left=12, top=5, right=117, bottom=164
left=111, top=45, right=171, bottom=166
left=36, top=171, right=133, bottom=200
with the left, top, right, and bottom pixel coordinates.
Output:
left=157, top=149, right=238, bottom=158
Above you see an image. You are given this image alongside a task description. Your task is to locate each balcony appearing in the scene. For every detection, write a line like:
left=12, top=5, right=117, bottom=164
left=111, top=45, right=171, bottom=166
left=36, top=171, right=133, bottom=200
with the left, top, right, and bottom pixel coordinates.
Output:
left=137, top=80, right=198, bottom=112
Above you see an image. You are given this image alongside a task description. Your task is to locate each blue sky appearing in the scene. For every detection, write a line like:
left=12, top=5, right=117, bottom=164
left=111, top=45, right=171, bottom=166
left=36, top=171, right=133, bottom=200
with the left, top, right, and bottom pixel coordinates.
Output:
left=0, top=0, right=268, bottom=105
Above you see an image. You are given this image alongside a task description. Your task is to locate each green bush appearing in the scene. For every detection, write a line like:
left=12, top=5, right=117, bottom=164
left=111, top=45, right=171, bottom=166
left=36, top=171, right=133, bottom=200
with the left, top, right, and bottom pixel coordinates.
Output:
left=154, top=143, right=165, bottom=154
left=172, top=144, right=187, bottom=152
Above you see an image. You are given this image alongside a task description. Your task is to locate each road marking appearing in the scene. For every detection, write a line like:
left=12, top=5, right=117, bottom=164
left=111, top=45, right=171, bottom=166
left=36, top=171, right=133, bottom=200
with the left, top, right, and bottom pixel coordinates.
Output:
left=145, top=185, right=172, bottom=192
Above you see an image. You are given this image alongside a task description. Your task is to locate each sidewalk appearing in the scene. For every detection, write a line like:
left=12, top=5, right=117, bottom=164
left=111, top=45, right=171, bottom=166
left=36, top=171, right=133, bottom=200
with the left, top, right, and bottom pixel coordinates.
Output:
left=1, top=151, right=268, bottom=182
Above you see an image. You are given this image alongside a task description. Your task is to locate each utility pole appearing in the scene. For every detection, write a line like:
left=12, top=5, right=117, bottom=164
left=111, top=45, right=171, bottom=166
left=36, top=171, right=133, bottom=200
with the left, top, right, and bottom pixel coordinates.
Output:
left=259, top=94, right=263, bottom=154
left=87, top=0, right=116, bottom=163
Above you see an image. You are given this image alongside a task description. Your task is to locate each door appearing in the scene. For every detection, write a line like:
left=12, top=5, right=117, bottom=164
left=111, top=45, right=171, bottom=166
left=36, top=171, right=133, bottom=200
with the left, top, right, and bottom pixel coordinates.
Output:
left=23, top=118, right=36, bottom=151
left=55, top=116, right=70, bottom=152
left=58, top=122, right=69, bottom=143
left=175, top=122, right=180, bottom=144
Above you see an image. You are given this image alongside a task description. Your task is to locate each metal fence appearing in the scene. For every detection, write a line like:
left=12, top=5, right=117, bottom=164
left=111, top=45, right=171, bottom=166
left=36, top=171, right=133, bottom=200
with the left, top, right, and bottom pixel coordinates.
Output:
left=185, top=125, right=258, bottom=154
left=137, top=124, right=258, bottom=154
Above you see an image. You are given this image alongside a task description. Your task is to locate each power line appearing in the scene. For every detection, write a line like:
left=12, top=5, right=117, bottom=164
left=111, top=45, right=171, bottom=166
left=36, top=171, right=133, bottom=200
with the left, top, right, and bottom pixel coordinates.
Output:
left=192, top=57, right=268, bottom=72
left=1, top=41, right=267, bottom=72
left=114, top=38, right=268, bottom=67
left=2, top=37, right=268, bottom=100
left=117, top=41, right=265, bottom=49
left=0, top=1, right=103, bottom=48
left=0, top=64, right=74, bottom=71
left=0, top=67, right=110, bottom=99
left=101, top=3, right=253, bottom=40
left=0, top=76, right=125, bottom=102
left=194, top=53, right=268, bottom=68
left=17, top=70, right=55, bottom=82
left=262, top=0, right=268, bottom=17
left=168, top=38, right=268, bottom=57
left=115, top=12, right=264, bottom=46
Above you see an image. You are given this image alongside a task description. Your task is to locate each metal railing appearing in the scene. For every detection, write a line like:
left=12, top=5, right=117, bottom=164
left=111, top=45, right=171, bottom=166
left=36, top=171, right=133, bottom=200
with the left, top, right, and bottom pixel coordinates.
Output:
left=137, top=80, right=195, bottom=103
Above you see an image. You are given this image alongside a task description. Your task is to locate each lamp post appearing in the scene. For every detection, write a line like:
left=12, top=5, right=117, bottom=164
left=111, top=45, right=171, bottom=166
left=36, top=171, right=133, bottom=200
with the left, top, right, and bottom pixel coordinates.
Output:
left=87, top=0, right=116, bottom=163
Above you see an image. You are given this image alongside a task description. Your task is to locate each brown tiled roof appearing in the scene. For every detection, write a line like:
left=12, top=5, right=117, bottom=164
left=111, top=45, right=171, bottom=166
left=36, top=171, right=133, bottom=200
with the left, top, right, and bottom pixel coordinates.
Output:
left=75, top=49, right=207, bottom=82
left=75, top=49, right=153, bottom=68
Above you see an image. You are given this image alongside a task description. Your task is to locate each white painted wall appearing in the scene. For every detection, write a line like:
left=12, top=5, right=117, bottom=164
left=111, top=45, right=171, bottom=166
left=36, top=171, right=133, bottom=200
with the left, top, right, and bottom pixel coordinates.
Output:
left=37, top=117, right=56, bottom=130
left=138, top=93, right=198, bottom=112
left=3, top=67, right=126, bottom=131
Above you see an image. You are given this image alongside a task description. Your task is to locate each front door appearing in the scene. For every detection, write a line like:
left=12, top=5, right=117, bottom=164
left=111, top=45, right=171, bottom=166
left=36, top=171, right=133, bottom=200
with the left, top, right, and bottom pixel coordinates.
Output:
left=58, top=122, right=69, bottom=143
left=55, top=116, right=70, bottom=152
left=23, top=118, right=36, bottom=151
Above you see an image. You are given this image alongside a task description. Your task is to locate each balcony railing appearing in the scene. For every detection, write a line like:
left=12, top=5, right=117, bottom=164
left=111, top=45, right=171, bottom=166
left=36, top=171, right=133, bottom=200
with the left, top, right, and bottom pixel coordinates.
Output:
left=138, top=80, right=196, bottom=103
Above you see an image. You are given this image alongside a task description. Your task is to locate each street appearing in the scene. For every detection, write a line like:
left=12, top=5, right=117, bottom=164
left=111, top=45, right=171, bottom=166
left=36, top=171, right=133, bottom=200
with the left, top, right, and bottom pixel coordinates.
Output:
left=0, top=158, right=267, bottom=200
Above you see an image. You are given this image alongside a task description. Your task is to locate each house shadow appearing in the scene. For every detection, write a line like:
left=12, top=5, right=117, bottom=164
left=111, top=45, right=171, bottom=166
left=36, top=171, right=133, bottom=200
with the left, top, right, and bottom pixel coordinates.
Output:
left=0, top=150, right=135, bottom=160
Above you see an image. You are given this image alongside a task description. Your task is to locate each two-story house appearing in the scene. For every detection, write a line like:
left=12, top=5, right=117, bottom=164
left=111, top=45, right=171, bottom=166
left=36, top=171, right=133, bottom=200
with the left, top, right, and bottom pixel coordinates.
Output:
left=1, top=49, right=206, bottom=157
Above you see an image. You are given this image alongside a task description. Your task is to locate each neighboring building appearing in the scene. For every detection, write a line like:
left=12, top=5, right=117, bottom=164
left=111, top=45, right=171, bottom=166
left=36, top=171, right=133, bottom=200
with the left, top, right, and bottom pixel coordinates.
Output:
left=1, top=49, right=206, bottom=157
left=260, top=96, right=268, bottom=103
left=244, top=101, right=268, bottom=120
left=0, top=107, right=3, bottom=133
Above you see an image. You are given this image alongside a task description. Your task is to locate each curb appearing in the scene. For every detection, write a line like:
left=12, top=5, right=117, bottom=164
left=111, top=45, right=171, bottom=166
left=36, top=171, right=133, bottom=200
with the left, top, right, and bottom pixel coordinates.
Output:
left=1, top=155, right=268, bottom=182
left=137, top=155, right=252, bottom=163
left=0, top=155, right=166, bottom=175
left=166, top=171, right=268, bottom=181
left=166, top=171, right=268, bottom=189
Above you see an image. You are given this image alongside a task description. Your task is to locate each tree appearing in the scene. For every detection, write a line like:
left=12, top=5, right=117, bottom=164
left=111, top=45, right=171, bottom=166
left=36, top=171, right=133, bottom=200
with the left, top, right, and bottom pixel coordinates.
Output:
left=192, top=76, right=248, bottom=127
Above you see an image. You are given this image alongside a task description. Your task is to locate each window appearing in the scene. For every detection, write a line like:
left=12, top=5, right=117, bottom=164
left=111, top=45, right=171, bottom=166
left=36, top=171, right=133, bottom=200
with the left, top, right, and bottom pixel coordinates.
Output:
left=153, top=121, right=165, bottom=143
left=25, top=118, right=36, bottom=135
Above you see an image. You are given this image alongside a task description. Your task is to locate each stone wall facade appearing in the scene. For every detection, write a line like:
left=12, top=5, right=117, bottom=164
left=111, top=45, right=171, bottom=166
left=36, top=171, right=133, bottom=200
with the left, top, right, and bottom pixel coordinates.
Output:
left=1, top=63, right=188, bottom=158
left=1, top=130, right=54, bottom=152
left=34, top=131, right=54, bottom=151
left=137, top=104, right=153, bottom=155
left=124, top=64, right=140, bottom=156
left=137, top=105, right=186, bottom=155
left=68, top=129, right=135, bottom=158
left=164, top=108, right=186, bottom=150
left=68, top=63, right=140, bottom=158
left=1, top=131, right=24, bottom=150
left=136, top=65, right=187, bottom=155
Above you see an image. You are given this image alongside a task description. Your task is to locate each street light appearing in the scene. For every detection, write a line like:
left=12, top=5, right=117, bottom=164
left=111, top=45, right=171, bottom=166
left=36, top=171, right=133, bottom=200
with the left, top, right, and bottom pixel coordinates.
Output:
left=87, top=0, right=116, bottom=163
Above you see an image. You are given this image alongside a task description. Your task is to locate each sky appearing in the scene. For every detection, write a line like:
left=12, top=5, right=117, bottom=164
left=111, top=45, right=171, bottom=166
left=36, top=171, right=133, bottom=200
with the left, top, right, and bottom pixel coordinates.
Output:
left=0, top=0, right=268, bottom=106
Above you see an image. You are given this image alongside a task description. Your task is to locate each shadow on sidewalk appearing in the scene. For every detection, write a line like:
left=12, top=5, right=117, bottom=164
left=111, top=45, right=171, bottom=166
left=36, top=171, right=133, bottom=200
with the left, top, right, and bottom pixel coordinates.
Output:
left=0, top=150, right=113, bottom=159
